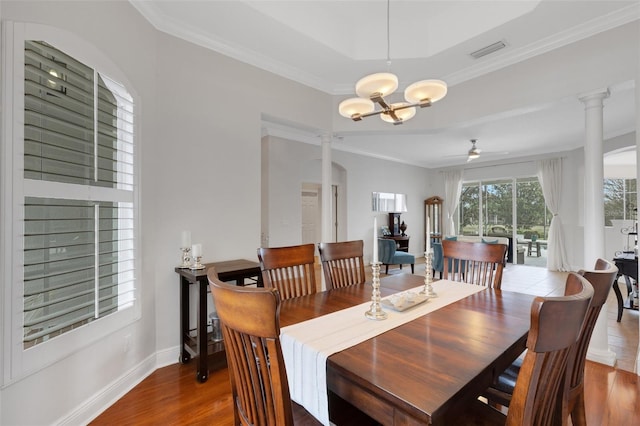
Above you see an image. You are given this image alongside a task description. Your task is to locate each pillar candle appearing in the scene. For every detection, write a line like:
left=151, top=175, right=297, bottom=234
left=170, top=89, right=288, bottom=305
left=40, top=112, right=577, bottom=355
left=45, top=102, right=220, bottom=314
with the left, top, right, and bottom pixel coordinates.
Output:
left=426, top=216, right=431, bottom=252
left=192, top=243, right=202, bottom=257
left=373, top=217, right=378, bottom=263
left=181, top=231, right=191, bottom=248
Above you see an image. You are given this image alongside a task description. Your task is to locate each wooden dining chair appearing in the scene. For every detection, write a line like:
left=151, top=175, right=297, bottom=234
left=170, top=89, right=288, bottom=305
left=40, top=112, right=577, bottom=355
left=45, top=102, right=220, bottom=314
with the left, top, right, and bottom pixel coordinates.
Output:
left=257, top=243, right=318, bottom=300
left=207, top=269, right=321, bottom=426
left=452, top=272, right=594, bottom=426
left=442, top=240, right=508, bottom=289
left=483, top=258, right=618, bottom=425
left=317, top=240, right=366, bottom=290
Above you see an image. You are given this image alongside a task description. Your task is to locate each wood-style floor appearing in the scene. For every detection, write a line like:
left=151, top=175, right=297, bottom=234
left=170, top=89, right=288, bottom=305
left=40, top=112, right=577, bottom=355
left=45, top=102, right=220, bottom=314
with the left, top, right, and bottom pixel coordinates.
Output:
left=91, top=261, right=639, bottom=425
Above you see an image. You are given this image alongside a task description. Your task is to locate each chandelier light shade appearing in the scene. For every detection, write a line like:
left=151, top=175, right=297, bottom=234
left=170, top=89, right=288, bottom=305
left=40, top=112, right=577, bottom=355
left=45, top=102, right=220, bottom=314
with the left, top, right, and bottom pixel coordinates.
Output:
left=338, top=98, right=375, bottom=119
left=355, top=72, right=398, bottom=98
left=337, top=0, right=447, bottom=125
left=404, top=80, right=448, bottom=104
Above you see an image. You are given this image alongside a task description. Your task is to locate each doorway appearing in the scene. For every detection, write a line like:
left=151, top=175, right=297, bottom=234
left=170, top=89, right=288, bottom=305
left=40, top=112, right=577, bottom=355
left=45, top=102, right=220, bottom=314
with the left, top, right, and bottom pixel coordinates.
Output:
left=301, top=183, right=338, bottom=244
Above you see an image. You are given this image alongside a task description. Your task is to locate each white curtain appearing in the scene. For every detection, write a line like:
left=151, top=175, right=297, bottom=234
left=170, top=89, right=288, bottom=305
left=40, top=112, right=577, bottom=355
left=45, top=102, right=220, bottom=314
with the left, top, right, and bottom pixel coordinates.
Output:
left=443, top=169, right=464, bottom=236
left=536, top=158, right=571, bottom=271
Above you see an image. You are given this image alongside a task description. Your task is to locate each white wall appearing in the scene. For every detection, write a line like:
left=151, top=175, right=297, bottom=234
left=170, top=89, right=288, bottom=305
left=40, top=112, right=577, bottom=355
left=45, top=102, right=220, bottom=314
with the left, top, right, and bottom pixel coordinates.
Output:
left=264, top=136, right=434, bottom=261
left=0, top=1, right=333, bottom=424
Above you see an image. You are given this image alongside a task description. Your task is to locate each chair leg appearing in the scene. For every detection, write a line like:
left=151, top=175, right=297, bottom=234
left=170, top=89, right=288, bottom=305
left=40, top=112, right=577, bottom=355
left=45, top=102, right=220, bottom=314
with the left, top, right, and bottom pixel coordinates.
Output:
left=385, top=265, right=389, bottom=274
left=400, top=264, right=403, bottom=270
left=411, top=264, right=414, bottom=274
left=570, top=391, right=587, bottom=426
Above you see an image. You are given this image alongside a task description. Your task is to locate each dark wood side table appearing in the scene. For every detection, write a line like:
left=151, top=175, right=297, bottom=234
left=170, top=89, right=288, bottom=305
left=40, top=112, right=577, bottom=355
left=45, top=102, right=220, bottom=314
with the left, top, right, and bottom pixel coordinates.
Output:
left=175, top=259, right=263, bottom=382
left=384, top=235, right=409, bottom=252
left=612, top=255, right=638, bottom=322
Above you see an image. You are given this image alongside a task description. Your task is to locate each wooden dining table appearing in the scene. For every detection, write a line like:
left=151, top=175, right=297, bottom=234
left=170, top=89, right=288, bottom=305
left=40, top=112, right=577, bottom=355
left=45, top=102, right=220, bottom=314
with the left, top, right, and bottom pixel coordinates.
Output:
left=279, top=274, right=538, bottom=426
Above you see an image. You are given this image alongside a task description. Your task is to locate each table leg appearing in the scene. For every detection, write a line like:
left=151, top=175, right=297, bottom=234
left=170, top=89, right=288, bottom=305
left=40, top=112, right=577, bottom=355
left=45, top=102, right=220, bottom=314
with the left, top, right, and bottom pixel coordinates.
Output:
left=179, top=276, right=191, bottom=364
left=613, top=276, right=624, bottom=322
left=623, top=275, right=634, bottom=308
left=536, top=242, right=541, bottom=257
left=196, top=278, right=209, bottom=383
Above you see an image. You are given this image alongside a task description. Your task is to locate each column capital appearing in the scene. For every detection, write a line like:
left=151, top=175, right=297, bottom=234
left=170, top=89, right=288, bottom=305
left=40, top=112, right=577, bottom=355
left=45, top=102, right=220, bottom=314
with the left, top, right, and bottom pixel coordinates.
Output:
left=578, top=88, right=610, bottom=105
left=319, top=133, right=333, bottom=144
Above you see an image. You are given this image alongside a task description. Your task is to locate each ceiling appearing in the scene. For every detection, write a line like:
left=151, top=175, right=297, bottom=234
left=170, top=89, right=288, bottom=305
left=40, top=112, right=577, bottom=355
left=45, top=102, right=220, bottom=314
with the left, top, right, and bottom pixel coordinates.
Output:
left=130, top=0, right=639, bottom=169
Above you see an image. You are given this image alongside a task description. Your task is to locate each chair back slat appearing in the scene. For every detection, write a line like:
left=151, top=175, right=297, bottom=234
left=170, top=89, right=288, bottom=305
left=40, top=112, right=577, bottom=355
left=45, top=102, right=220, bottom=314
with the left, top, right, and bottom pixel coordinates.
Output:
left=207, top=268, right=294, bottom=426
left=506, top=272, right=593, bottom=426
left=442, top=240, right=507, bottom=288
left=561, top=258, right=618, bottom=425
left=318, top=240, right=365, bottom=289
left=257, top=244, right=317, bottom=300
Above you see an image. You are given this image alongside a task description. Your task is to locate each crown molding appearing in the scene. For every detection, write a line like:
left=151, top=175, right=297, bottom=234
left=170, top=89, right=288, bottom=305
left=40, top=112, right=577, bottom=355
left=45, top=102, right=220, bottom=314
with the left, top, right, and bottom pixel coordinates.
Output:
left=128, top=0, right=335, bottom=93
left=130, top=1, right=639, bottom=95
left=444, top=3, right=640, bottom=86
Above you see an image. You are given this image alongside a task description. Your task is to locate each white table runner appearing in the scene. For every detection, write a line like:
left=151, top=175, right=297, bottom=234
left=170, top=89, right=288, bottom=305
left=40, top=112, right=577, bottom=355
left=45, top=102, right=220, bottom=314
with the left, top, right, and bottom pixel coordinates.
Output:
left=280, top=280, right=486, bottom=425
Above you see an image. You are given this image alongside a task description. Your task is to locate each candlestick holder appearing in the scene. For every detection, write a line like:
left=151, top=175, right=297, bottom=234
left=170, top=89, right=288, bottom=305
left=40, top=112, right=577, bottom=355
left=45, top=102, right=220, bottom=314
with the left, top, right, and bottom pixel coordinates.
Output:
left=365, top=262, right=387, bottom=320
left=420, top=250, right=438, bottom=297
left=179, top=247, right=191, bottom=268
left=191, top=255, right=205, bottom=270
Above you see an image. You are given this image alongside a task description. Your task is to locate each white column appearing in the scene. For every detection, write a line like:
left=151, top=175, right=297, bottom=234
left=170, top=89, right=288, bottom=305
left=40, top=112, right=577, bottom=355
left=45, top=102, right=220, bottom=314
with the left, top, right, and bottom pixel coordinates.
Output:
left=321, top=134, right=333, bottom=243
left=635, top=43, right=640, bottom=375
left=579, top=88, right=616, bottom=366
left=320, top=134, right=333, bottom=291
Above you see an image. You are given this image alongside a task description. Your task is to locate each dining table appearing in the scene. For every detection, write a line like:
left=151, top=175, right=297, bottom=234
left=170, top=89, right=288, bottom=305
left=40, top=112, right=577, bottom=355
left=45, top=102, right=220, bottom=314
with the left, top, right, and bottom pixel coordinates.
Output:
left=278, top=273, right=538, bottom=426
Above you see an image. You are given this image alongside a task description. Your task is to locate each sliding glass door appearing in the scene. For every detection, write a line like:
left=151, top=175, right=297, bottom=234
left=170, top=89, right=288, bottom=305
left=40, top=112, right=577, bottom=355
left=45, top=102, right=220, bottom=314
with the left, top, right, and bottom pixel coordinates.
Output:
left=459, top=177, right=549, bottom=266
left=483, top=180, right=513, bottom=237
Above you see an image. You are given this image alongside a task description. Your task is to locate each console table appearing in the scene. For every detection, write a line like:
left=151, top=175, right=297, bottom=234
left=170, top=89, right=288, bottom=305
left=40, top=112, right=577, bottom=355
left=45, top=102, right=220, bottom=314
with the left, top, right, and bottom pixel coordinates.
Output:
left=612, top=254, right=638, bottom=322
left=175, top=259, right=262, bottom=382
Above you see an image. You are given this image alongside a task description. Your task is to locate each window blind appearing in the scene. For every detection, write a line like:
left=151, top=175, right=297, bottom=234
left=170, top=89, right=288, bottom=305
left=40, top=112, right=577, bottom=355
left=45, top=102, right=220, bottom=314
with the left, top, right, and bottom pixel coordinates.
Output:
left=22, top=41, right=136, bottom=348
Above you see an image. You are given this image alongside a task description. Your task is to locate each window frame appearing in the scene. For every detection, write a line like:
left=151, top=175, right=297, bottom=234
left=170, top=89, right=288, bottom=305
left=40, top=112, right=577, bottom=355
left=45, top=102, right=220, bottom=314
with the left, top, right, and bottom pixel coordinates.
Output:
left=1, top=21, right=141, bottom=384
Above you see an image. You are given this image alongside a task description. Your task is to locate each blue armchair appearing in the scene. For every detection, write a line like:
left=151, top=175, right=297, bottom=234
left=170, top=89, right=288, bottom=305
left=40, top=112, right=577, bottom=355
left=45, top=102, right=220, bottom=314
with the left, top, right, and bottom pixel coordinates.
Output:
left=432, top=241, right=443, bottom=278
left=378, top=238, right=415, bottom=274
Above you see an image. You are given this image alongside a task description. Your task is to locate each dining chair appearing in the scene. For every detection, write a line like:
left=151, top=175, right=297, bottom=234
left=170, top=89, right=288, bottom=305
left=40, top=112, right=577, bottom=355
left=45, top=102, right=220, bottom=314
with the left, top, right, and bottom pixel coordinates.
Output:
left=441, top=240, right=508, bottom=289
left=207, top=269, right=321, bottom=426
left=257, top=243, right=318, bottom=299
left=452, top=272, right=594, bottom=426
left=483, top=258, right=618, bottom=425
left=317, top=240, right=366, bottom=290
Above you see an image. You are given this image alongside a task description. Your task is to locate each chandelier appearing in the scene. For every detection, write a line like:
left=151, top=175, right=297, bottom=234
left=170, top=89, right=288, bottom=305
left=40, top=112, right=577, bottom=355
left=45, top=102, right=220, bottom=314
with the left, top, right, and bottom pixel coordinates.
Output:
left=338, top=1, right=447, bottom=125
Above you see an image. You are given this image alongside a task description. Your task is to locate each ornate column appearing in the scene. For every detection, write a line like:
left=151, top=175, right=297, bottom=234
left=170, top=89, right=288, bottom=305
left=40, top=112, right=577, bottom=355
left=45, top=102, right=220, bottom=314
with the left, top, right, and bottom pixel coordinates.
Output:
left=579, top=88, right=616, bottom=366
left=320, top=134, right=333, bottom=291
left=635, top=42, right=640, bottom=374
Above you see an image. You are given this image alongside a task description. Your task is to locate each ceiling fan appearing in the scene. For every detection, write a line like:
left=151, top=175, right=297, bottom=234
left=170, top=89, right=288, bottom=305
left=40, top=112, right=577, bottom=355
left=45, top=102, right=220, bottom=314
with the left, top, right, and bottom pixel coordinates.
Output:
left=466, top=139, right=482, bottom=162
left=445, top=139, right=509, bottom=163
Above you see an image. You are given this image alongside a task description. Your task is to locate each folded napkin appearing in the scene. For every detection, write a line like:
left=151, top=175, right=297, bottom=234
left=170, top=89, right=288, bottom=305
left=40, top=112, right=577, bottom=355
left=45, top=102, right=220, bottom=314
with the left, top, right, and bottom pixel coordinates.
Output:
left=280, top=280, right=485, bottom=425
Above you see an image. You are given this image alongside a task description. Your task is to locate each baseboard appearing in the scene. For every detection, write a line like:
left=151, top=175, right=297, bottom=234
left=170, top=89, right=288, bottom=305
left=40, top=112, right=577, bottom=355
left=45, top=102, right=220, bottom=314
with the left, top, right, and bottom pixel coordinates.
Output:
left=586, top=346, right=617, bottom=367
left=156, top=345, right=181, bottom=369
left=57, top=353, right=159, bottom=425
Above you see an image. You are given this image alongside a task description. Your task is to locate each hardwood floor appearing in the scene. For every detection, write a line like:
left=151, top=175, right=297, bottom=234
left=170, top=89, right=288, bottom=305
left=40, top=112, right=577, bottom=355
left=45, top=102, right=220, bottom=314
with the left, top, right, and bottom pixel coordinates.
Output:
left=90, top=357, right=639, bottom=425
left=91, top=261, right=639, bottom=425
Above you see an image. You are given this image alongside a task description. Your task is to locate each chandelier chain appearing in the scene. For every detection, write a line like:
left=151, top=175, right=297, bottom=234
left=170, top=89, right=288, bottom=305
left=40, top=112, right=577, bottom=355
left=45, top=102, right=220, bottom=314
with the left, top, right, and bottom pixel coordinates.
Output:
left=386, top=0, right=391, bottom=68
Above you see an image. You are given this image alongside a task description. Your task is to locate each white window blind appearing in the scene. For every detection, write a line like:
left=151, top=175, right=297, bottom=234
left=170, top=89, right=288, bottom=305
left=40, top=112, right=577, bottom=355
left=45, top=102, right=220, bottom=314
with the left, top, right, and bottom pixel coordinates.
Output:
left=22, top=40, right=135, bottom=348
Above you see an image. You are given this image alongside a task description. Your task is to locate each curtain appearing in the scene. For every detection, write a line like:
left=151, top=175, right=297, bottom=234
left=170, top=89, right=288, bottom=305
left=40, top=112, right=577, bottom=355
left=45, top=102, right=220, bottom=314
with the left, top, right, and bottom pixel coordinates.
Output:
left=536, top=158, right=571, bottom=271
left=443, top=169, right=464, bottom=236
